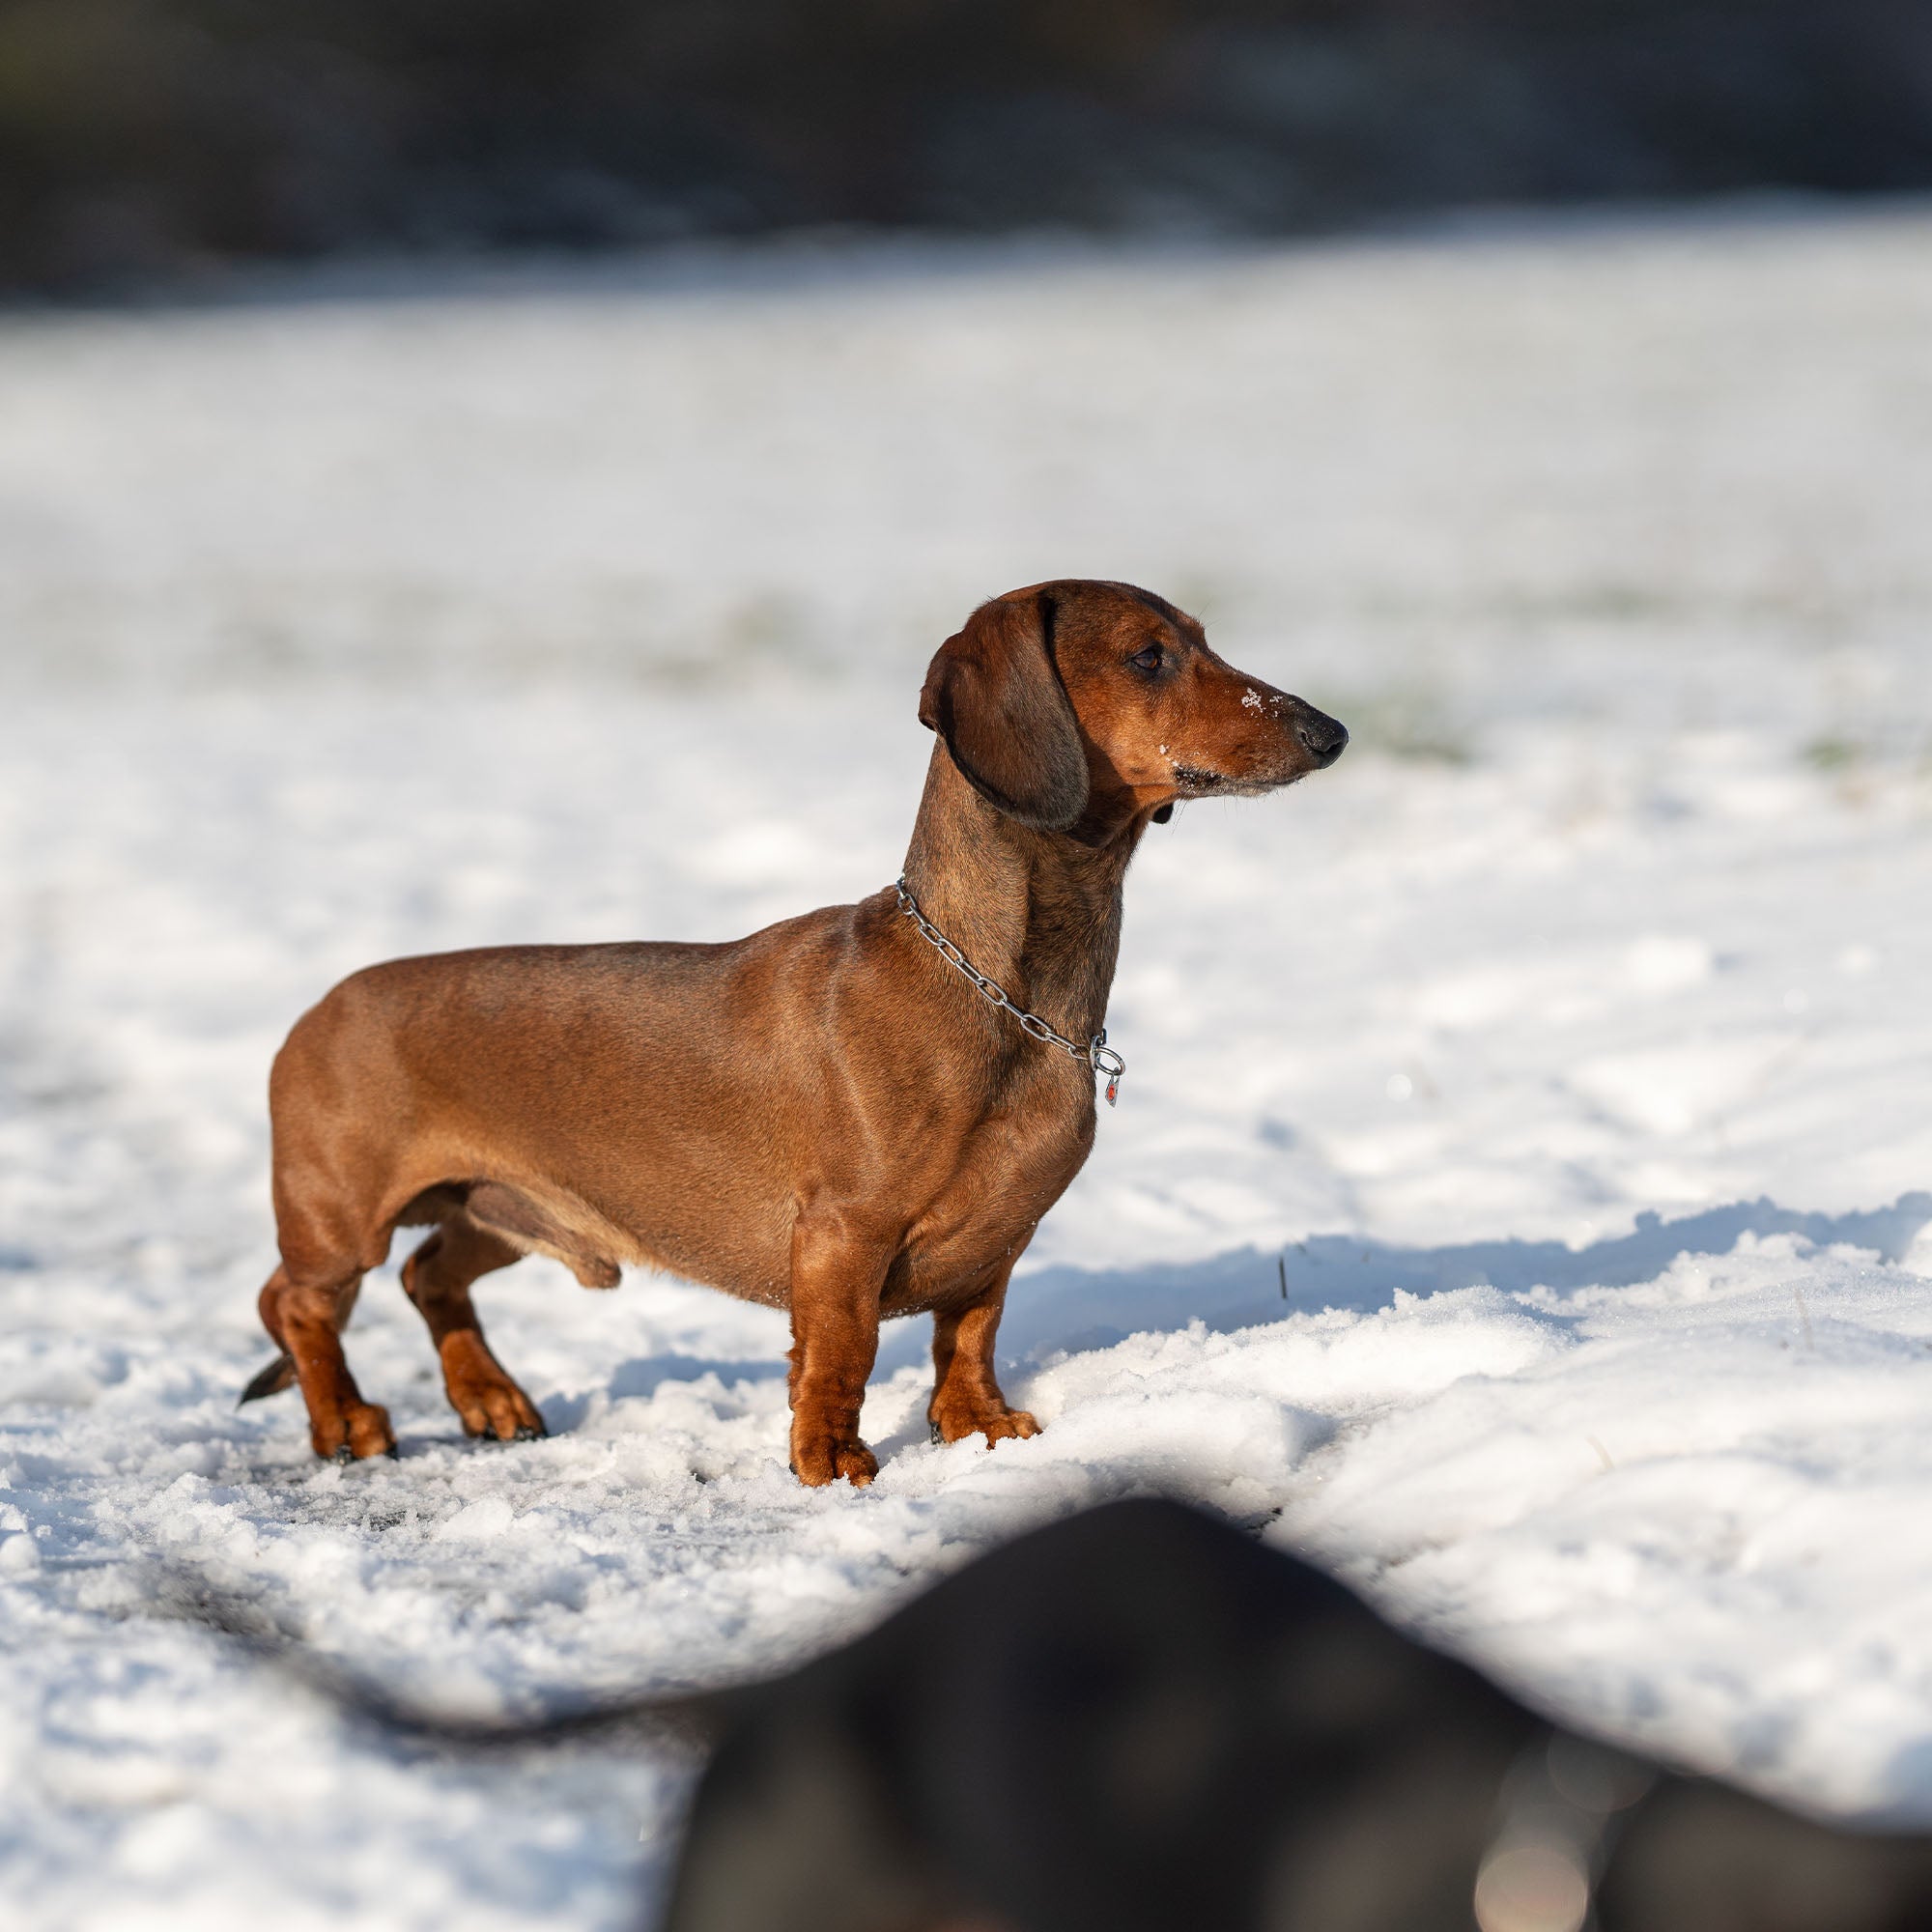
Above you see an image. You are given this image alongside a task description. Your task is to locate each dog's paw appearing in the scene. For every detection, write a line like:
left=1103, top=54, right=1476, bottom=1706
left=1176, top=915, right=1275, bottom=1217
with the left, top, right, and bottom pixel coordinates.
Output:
left=981, top=1407, right=1041, bottom=1445
left=790, top=1434, right=878, bottom=1489
left=441, top=1338, right=547, bottom=1442
left=456, top=1392, right=546, bottom=1442
left=312, top=1401, right=396, bottom=1463
left=929, top=1403, right=1042, bottom=1448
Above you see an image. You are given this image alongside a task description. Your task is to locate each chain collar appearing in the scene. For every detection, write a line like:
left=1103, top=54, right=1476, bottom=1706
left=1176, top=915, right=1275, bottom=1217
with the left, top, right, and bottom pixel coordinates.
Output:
left=893, top=876, right=1126, bottom=1106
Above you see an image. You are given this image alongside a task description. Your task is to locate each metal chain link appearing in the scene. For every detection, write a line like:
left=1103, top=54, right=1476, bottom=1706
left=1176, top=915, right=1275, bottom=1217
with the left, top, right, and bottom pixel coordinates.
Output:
left=893, top=877, right=1126, bottom=1105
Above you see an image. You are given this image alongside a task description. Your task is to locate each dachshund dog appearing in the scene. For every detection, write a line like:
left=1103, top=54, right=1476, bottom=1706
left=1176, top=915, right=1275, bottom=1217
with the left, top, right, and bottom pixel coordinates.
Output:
left=663, top=1499, right=1932, bottom=1932
left=241, top=582, right=1348, bottom=1482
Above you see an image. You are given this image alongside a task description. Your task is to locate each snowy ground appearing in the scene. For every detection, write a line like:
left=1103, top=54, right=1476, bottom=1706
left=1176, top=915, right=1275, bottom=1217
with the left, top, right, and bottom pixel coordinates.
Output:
left=5, top=203, right=1932, bottom=1929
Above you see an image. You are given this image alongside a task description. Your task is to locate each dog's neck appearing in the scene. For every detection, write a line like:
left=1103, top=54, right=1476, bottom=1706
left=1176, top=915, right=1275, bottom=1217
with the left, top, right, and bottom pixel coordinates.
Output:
left=899, top=746, right=1145, bottom=1045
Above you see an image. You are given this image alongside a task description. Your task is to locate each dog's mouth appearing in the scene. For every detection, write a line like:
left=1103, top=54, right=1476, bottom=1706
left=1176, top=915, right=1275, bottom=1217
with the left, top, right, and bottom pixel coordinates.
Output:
left=1171, top=763, right=1295, bottom=799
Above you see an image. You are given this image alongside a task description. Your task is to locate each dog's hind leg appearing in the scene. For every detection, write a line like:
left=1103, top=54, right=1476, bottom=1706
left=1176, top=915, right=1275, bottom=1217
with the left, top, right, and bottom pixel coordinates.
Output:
left=242, top=1265, right=370, bottom=1404
left=401, top=1215, right=546, bottom=1443
left=260, top=1264, right=394, bottom=1462
left=240, top=1265, right=301, bottom=1406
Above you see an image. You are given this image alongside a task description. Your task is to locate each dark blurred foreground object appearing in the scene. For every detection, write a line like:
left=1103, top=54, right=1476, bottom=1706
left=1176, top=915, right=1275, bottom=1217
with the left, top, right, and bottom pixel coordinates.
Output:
left=6, top=1, right=1932, bottom=294
left=665, top=1498, right=1932, bottom=1932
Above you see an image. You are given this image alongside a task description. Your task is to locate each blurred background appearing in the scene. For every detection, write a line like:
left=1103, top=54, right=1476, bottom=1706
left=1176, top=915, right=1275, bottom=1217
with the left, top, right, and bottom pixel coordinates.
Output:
left=3, top=0, right=1932, bottom=293
left=5, top=0, right=1932, bottom=731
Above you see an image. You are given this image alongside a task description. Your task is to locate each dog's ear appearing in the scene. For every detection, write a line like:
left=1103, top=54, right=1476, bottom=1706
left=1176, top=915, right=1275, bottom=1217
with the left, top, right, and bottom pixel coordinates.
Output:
left=918, top=591, right=1089, bottom=831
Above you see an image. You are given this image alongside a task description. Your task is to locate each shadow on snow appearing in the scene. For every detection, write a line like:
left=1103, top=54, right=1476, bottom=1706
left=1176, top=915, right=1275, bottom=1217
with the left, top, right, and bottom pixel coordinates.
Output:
left=570, top=1193, right=1932, bottom=1396
left=976, top=1190, right=1932, bottom=1371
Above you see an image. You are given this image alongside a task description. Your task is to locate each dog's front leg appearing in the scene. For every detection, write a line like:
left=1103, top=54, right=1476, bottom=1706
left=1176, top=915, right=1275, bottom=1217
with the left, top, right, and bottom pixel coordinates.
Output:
left=929, top=1262, right=1040, bottom=1448
left=786, top=1208, right=888, bottom=1488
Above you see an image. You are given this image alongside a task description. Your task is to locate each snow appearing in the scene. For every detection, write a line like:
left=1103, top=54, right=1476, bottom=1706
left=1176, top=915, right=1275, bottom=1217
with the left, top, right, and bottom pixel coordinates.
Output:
left=5, top=203, right=1932, bottom=1928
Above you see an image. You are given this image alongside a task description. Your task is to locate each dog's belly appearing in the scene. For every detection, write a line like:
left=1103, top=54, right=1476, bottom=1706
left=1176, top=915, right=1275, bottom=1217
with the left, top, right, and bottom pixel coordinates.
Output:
left=437, top=1097, right=1088, bottom=1323
left=464, top=1169, right=1056, bottom=1321
left=479, top=1156, right=798, bottom=1311
left=607, top=1125, right=1082, bottom=1319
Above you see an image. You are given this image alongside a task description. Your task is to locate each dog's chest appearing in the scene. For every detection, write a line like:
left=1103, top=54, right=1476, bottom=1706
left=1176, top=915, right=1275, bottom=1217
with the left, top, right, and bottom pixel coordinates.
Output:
left=882, top=1087, right=1094, bottom=1313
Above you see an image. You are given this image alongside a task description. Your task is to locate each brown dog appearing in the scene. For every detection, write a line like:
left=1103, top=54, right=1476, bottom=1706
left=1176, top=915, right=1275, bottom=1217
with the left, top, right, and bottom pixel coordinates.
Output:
left=242, top=581, right=1346, bottom=1484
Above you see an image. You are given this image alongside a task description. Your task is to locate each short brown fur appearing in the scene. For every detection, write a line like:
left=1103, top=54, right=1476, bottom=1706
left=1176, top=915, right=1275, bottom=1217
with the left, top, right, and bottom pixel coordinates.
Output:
left=247, top=582, right=1346, bottom=1483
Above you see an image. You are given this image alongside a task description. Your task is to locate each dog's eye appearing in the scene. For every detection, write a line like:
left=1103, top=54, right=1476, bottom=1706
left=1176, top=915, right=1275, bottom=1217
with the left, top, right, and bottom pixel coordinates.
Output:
left=1129, top=644, right=1165, bottom=674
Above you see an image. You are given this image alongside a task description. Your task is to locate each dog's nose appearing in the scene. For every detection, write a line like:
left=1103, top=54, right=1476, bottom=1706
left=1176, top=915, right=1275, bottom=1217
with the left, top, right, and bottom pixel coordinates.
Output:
left=1295, top=713, right=1349, bottom=766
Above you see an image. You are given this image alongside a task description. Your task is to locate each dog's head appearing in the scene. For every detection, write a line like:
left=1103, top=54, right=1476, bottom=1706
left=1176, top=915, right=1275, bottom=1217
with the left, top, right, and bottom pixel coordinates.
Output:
left=919, top=581, right=1346, bottom=838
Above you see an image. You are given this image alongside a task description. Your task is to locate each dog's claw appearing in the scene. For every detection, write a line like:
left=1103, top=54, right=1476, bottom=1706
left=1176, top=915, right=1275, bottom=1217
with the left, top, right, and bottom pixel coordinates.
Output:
left=511, top=1424, right=544, bottom=1443
left=929, top=1422, right=945, bottom=1446
left=331, top=1443, right=355, bottom=1465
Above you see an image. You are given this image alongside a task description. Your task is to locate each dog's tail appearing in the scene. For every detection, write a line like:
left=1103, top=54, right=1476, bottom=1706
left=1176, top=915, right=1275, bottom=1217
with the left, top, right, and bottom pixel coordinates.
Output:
left=238, top=1351, right=297, bottom=1406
